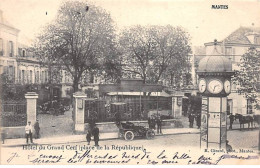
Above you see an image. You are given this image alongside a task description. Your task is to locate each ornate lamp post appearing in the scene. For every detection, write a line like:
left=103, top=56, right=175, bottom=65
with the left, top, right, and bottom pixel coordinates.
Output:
left=197, top=40, right=234, bottom=150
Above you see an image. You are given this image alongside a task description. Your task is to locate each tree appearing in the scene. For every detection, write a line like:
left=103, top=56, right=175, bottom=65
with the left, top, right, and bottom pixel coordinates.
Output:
left=33, top=0, right=119, bottom=91
left=233, top=46, right=260, bottom=109
left=119, top=25, right=191, bottom=87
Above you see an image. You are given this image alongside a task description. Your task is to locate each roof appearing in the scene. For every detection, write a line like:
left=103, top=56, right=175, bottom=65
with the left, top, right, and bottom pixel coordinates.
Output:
left=223, top=26, right=260, bottom=44
left=204, top=27, right=260, bottom=46
left=197, top=45, right=232, bottom=73
left=107, top=90, right=171, bottom=97
left=0, top=10, right=19, bottom=32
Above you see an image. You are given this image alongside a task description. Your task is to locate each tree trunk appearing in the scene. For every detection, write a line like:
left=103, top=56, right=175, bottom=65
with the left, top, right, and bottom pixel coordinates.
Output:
left=73, top=77, right=79, bottom=93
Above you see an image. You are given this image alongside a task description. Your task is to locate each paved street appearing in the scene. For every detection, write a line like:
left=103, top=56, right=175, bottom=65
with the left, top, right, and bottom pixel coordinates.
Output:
left=3, top=128, right=258, bottom=151
left=1, top=128, right=259, bottom=165
left=37, top=108, right=74, bottom=138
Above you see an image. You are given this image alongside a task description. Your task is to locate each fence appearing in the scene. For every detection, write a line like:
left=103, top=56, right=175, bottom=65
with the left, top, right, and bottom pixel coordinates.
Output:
left=84, top=97, right=172, bottom=123
left=1, top=101, right=27, bottom=127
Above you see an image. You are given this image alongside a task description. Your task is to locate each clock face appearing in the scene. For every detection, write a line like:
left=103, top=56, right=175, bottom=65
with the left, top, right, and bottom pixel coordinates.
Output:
left=198, top=78, right=206, bottom=93
left=224, top=80, right=231, bottom=94
left=208, top=79, right=223, bottom=94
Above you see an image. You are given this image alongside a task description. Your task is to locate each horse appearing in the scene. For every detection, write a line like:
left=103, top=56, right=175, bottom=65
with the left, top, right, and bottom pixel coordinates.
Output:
left=234, top=114, right=254, bottom=130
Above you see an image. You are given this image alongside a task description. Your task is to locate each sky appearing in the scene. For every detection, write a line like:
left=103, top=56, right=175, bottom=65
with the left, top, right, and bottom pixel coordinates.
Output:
left=0, top=0, right=260, bottom=46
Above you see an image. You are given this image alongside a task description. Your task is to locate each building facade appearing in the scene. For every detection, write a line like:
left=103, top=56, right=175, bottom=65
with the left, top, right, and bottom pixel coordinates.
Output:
left=204, top=27, right=260, bottom=115
left=0, top=10, right=48, bottom=85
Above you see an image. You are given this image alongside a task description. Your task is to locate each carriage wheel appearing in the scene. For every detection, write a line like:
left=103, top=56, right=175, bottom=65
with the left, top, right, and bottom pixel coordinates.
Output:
left=124, top=131, right=134, bottom=141
left=146, top=129, right=155, bottom=139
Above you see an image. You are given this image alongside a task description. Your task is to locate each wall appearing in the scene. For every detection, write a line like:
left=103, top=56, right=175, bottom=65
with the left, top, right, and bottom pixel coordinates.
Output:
left=2, top=126, right=26, bottom=139
left=0, top=21, right=19, bottom=81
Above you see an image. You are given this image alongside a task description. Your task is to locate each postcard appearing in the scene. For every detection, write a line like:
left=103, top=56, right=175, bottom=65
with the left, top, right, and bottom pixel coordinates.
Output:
left=0, top=0, right=260, bottom=165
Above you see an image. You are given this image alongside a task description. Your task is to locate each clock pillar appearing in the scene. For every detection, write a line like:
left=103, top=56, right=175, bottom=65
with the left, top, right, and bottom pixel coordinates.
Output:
left=197, top=40, right=234, bottom=150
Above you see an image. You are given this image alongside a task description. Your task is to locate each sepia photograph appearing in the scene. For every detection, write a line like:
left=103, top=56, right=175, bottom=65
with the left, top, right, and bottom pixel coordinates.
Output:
left=0, top=0, right=260, bottom=165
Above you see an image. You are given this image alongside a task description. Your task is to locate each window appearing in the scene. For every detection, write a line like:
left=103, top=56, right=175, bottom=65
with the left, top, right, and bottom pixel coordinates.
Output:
left=225, top=47, right=234, bottom=61
left=29, top=70, right=33, bottom=84
left=247, top=99, right=253, bottom=114
left=227, top=99, right=233, bottom=115
left=21, top=70, right=25, bottom=84
left=45, top=71, right=48, bottom=83
left=0, top=38, right=3, bottom=56
left=9, top=41, right=14, bottom=57
left=255, top=36, right=260, bottom=45
left=42, top=71, right=45, bottom=83
left=26, top=70, right=29, bottom=83
left=8, top=66, right=15, bottom=83
left=36, top=71, right=39, bottom=83
left=22, top=50, right=26, bottom=57
left=232, top=48, right=236, bottom=61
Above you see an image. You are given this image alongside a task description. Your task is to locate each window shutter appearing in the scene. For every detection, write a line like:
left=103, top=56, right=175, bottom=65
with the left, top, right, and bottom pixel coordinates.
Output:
left=18, top=48, right=22, bottom=57
left=13, top=66, right=15, bottom=83
left=18, top=69, right=21, bottom=83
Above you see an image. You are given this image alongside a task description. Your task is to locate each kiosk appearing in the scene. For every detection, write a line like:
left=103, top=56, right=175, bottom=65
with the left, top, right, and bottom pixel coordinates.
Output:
left=197, top=40, right=234, bottom=149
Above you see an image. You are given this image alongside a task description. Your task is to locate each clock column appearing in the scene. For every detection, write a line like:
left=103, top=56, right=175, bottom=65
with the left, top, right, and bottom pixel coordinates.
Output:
left=197, top=39, right=234, bottom=150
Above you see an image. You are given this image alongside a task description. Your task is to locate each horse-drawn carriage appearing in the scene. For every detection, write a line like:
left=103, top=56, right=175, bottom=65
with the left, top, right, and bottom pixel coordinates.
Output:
left=117, top=121, right=155, bottom=141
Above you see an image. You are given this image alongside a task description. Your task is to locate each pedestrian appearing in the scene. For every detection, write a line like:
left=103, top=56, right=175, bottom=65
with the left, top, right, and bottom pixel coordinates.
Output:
left=1, top=128, right=6, bottom=144
left=229, top=113, right=235, bottom=129
left=34, top=120, right=40, bottom=139
left=151, top=115, right=156, bottom=130
left=92, top=124, right=99, bottom=147
left=115, top=112, right=121, bottom=126
left=148, top=117, right=151, bottom=129
left=188, top=113, right=195, bottom=128
left=25, top=121, right=33, bottom=144
left=86, top=129, right=91, bottom=145
left=156, top=115, right=162, bottom=134
left=196, top=113, right=201, bottom=129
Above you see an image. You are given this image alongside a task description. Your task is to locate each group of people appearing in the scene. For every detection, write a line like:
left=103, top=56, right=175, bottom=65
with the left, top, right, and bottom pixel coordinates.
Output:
left=188, top=113, right=201, bottom=129
left=148, top=114, right=162, bottom=134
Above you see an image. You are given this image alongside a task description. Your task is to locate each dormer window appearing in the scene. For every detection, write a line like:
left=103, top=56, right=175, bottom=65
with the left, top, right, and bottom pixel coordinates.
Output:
left=255, top=36, right=260, bottom=45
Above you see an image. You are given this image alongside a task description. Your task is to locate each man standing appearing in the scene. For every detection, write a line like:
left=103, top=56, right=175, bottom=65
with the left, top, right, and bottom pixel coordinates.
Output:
left=229, top=114, right=235, bottom=129
left=34, top=120, right=40, bottom=139
left=1, top=128, right=6, bottom=144
left=188, top=113, right=195, bottom=128
left=86, top=129, right=91, bottom=145
left=25, top=121, right=33, bottom=144
left=196, top=113, right=201, bottom=129
left=148, top=117, right=151, bottom=129
left=156, top=115, right=162, bottom=134
left=92, top=124, right=99, bottom=147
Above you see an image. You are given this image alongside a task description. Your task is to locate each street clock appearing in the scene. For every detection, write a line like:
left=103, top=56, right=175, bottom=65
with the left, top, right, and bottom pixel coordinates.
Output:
left=198, top=78, right=206, bottom=93
left=196, top=40, right=234, bottom=150
left=207, top=79, right=223, bottom=94
left=224, top=80, right=231, bottom=94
